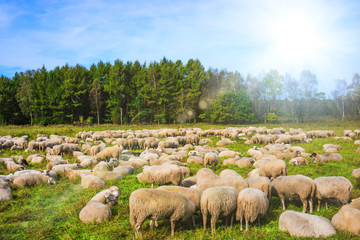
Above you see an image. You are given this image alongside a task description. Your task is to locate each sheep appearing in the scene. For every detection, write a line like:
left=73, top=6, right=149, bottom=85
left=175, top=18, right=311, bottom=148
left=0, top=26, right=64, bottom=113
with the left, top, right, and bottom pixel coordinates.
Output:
left=5, top=161, right=25, bottom=172
left=92, top=171, right=123, bottom=181
left=289, top=157, right=309, bottom=166
left=322, top=153, right=343, bottom=161
left=42, top=170, right=58, bottom=180
left=258, top=159, right=287, bottom=180
left=246, top=176, right=271, bottom=199
left=187, top=156, right=204, bottom=164
left=53, top=143, right=81, bottom=155
left=323, top=144, right=341, bottom=151
left=331, top=198, right=360, bottom=236
left=78, top=156, right=98, bottom=168
left=194, top=168, right=219, bottom=185
left=201, top=186, right=238, bottom=234
left=96, top=146, right=121, bottom=161
left=203, top=152, right=219, bottom=169
left=271, top=175, right=315, bottom=213
left=276, top=150, right=301, bottom=160
left=129, top=188, right=196, bottom=238
left=218, top=150, right=241, bottom=158
left=279, top=210, right=336, bottom=238
left=91, top=186, right=120, bottom=207
left=79, top=200, right=112, bottom=223
left=113, top=166, right=134, bottom=176
left=51, top=163, right=82, bottom=174
left=219, top=169, right=244, bottom=179
left=236, top=188, right=269, bottom=231
left=314, top=176, right=353, bottom=211
left=0, top=179, right=12, bottom=202
left=247, top=168, right=260, bottom=178
left=46, top=159, right=69, bottom=170
left=158, top=186, right=201, bottom=226
left=235, top=158, right=253, bottom=168
left=310, top=153, right=328, bottom=163
left=352, top=168, right=360, bottom=178
left=26, top=154, right=45, bottom=164
left=66, top=169, right=92, bottom=180
left=81, top=175, right=105, bottom=189
left=196, top=177, right=248, bottom=194
left=180, top=176, right=197, bottom=187
left=136, top=165, right=182, bottom=188
left=13, top=174, right=56, bottom=188
left=14, top=169, right=42, bottom=176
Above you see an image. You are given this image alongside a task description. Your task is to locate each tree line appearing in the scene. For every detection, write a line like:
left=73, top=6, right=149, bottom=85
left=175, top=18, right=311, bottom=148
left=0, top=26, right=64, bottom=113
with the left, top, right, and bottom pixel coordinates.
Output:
left=0, top=57, right=359, bottom=125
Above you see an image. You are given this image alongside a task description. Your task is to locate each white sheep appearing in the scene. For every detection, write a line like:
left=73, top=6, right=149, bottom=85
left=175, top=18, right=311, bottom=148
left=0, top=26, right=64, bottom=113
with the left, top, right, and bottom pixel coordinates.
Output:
left=81, top=175, right=105, bottom=189
left=236, top=188, right=269, bottom=231
left=79, top=200, right=112, bottom=223
left=314, top=176, right=353, bottom=211
left=136, top=165, right=182, bottom=188
left=113, top=166, right=134, bottom=176
left=331, top=197, right=360, bottom=236
left=91, top=186, right=120, bottom=207
left=129, top=188, right=195, bottom=238
left=201, top=186, right=238, bottom=234
left=96, top=146, right=122, bottom=161
left=279, top=210, right=336, bottom=237
left=258, top=159, right=287, bottom=180
left=203, top=152, right=219, bottom=169
left=246, top=176, right=271, bottom=199
left=13, top=173, right=56, bottom=188
left=51, top=163, right=82, bottom=174
left=219, top=169, right=244, bottom=179
left=0, top=179, right=12, bottom=202
left=196, top=177, right=248, bottom=194
left=271, top=175, right=315, bottom=213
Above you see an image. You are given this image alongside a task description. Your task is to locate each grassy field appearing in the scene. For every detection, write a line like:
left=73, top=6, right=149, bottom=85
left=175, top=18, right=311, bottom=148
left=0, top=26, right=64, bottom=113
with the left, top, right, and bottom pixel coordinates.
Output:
left=0, top=122, right=360, bottom=239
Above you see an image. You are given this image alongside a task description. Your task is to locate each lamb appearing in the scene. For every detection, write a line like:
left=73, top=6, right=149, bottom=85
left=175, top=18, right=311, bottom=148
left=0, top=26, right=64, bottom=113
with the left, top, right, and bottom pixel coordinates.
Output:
left=136, top=165, right=182, bottom=188
left=52, top=163, right=82, bottom=174
left=236, top=188, right=269, bottom=231
left=0, top=179, right=12, bottom=202
left=79, top=200, right=112, bottom=223
left=5, top=160, right=25, bottom=172
left=13, top=173, right=56, bottom=188
left=91, top=186, right=120, bottom=207
left=279, top=210, right=336, bottom=238
left=81, top=175, right=105, bottom=189
left=158, top=186, right=201, bottom=226
left=129, top=188, right=196, bottom=238
left=196, top=177, right=248, bottom=194
left=95, top=146, right=121, bottom=161
left=258, top=159, right=287, bottom=180
left=203, top=152, right=219, bottom=169
left=314, top=176, right=353, bottom=211
left=246, top=176, right=271, bottom=199
left=331, top=197, right=360, bottom=236
left=201, top=186, right=238, bottom=234
left=310, top=153, right=328, bottom=163
left=271, top=175, right=315, bottom=213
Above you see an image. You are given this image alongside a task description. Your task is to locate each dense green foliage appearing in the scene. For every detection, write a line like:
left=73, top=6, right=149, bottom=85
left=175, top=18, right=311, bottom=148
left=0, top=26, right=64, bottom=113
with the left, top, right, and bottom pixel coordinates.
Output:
left=1, top=59, right=360, bottom=125
left=0, top=122, right=359, bottom=239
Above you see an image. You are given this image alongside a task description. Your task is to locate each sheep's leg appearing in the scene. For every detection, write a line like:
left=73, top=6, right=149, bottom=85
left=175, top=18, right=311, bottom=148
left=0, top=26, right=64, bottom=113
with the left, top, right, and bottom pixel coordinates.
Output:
left=203, top=213, right=207, bottom=231
left=301, top=198, right=308, bottom=213
left=150, top=220, right=153, bottom=230
left=240, top=216, right=243, bottom=231
left=317, top=198, right=321, bottom=212
left=134, top=216, right=146, bottom=239
left=325, top=199, right=328, bottom=209
left=211, top=215, right=217, bottom=235
left=192, top=215, right=196, bottom=227
left=246, top=219, right=249, bottom=231
left=258, top=216, right=260, bottom=226
left=151, top=183, right=154, bottom=188
left=225, top=216, right=229, bottom=226
left=280, top=195, right=286, bottom=210
left=170, top=221, right=175, bottom=238
left=309, top=198, right=313, bottom=214
left=230, top=213, right=234, bottom=227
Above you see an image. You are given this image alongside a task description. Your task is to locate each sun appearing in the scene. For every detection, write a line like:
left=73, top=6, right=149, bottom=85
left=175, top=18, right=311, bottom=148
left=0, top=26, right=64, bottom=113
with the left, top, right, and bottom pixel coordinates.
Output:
left=270, top=13, right=322, bottom=62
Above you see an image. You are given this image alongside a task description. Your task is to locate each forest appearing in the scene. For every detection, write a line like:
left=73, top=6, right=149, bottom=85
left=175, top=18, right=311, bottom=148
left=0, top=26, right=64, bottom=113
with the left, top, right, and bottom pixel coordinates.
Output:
left=0, top=57, right=359, bottom=125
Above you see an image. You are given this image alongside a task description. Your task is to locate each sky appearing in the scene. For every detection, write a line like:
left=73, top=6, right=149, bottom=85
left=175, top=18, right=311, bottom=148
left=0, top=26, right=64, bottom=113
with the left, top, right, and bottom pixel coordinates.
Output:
left=1, top=0, right=360, bottom=95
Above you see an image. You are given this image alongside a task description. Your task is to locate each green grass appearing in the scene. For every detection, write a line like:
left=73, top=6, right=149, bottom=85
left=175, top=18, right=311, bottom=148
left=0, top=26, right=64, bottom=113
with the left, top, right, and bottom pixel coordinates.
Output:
left=0, top=122, right=360, bottom=239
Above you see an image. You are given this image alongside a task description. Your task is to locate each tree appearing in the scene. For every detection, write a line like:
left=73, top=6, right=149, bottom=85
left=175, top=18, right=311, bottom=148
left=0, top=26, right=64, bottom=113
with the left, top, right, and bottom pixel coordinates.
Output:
left=332, top=79, right=348, bottom=121
left=348, top=73, right=360, bottom=119
left=16, top=71, right=34, bottom=125
left=300, top=70, right=318, bottom=121
left=263, top=69, right=283, bottom=123
left=89, top=79, right=102, bottom=125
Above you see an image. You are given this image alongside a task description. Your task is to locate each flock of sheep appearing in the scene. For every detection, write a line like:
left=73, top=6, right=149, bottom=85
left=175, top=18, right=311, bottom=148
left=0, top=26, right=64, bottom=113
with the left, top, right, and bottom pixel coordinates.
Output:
left=0, top=126, right=360, bottom=238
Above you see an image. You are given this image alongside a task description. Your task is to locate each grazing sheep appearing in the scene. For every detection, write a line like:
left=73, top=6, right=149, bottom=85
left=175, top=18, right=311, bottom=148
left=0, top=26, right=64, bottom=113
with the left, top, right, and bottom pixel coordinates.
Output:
left=66, top=169, right=92, bottom=180
left=187, top=156, right=204, bottom=164
left=92, top=171, right=123, bottom=181
left=203, top=152, right=219, bottom=169
left=96, top=146, right=122, bottom=161
left=235, top=158, right=253, bottom=168
left=46, top=159, right=69, bottom=170
left=113, top=166, right=134, bottom=176
left=180, top=176, right=197, bottom=187
left=271, top=175, right=315, bottom=213
left=279, top=210, right=336, bottom=238
left=310, top=153, right=328, bottom=163
left=196, top=177, right=248, bottom=194
left=13, top=174, right=56, bottom=188
left=219, top=150, right=241, bottom=158
left=51, top=163, right=82, bottom=174
left=42, top=170, right=58, bottom=180
left=247, top=168, right=260, bottom=178
left=79, top=200, right=112, bottom=223
left=314, top=176, right=353, bottom=211
left=81, top=175, right=105, bottom=189
left=129, top=188, right=195, bottom=238
left=246, top=176, right=271, bottom=199
left=352, top=168, right=360, bottom=178
left=322, top=153, right=343, bottom=161
left=5, top=161, right=25, bottom=172
left=259, top=159, right=287, bottom=180
left=158, top=186, right=201, bottom=226
left=201, top=186, right=238, bottom=234
left=53, top=143, right=81, bottom=155
left=236, top=188, right=269, bottom=231
left=136, top=165, right=182, bottom=188
left=331, top=198, right=360, bottom=236
left=91, top=186, right=120, bottom=207
left=0, top=179, right=12, bottom=202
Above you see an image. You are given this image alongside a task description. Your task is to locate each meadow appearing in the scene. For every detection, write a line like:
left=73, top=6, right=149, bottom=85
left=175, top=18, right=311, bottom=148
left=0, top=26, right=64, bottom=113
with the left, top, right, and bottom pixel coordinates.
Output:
left=0, top=121, right=360, bottom=239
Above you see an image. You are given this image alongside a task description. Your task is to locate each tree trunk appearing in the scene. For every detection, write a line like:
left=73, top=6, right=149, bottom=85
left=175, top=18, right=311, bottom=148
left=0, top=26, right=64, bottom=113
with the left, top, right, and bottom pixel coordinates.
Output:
left=120, top=107, right=123, bottom=125
left=30, top=111, right=33, bottom=126
left=342, top=97, right=345, bottom=121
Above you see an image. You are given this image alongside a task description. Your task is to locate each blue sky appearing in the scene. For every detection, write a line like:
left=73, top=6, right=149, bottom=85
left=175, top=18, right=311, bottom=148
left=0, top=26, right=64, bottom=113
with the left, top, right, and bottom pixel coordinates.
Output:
left=1, top=0, right=360, bottom=95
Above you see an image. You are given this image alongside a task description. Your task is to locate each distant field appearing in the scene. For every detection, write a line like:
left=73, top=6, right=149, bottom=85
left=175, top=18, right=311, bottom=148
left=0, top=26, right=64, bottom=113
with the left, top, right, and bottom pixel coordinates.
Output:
left=0, top=122, right=360, bottom=239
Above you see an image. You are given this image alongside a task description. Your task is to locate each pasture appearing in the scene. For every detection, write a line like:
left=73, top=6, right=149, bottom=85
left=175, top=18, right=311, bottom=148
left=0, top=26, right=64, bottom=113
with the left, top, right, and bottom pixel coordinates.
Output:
left=0, top=122, right=360, bottom=239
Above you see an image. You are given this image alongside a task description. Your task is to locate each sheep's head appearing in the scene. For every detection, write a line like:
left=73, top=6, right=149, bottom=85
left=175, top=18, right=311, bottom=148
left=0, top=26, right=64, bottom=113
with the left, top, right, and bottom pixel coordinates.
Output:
left=104, top=193, right=118, bottom=207
left=76, top=163, right=83, bottom=168
left=309, top=153, right=317, bottom=158
left=48, top=177, right=56, bottom=185
left=136, top=173, right=145, bottom=182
